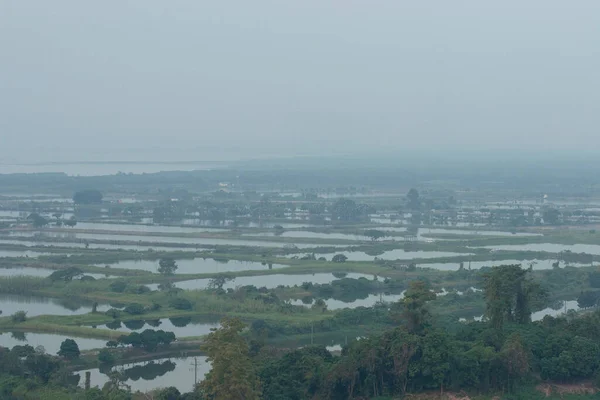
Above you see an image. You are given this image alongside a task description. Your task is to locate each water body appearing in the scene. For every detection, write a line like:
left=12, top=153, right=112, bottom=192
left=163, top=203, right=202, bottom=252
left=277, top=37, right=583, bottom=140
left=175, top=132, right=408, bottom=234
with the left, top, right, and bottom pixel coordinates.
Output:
left=0, top=332, right=106, bottom=355
left=93, top=318, right=219, bottom=338
left=532, top=300, right=580, bottom=321
left=482, top=243, right=600, bottom=255
left=419, top=259, right=586, bottom=271
left=307, top=250, right=472, bottom=262
left=463, top=300, right=580, bottom=323
left=5, top=232, right=338, bottom=249
left=0, top=294, right=109, bottom=317
left=246, top=231, right=369, bottom=241
left=293, top=292, right=405, bottom=310
left=0, top=267, right=53, bottom=277
left=75, top=222, right=227, bottom=234
left=420, top=228, right=541, bottom=237
left=0, top=250, right=51, bottom=258
left=78, top=356, right=210, bottom=393
left=151, top=273, right=381, bottom=291
left=99, top=259, right=287, bottom=274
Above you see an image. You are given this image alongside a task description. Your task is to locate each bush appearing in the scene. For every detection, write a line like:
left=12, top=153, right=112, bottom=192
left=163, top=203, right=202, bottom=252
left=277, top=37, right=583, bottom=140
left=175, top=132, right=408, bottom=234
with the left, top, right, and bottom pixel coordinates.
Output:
left=169, top=297, right=193, bottom=310
left=105, top=308, right=121, bottom=319
left=332, top=254, right=348, bottom=263
left=11, top=311, right=27, bottom=323
left=124, top=303, right=145, bottom=315
left=110, top=280, right=128, bottom=293
left=98, top=349, right=115, bottom=365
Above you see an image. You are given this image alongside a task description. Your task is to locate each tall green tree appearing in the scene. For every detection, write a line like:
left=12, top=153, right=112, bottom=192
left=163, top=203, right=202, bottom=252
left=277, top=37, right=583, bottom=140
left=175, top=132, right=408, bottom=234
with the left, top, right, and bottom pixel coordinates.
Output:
left=482, top=264, right=544, bottom=329
left=200, top=317, right=262, bottom=400
left=400, top=281, right=436, bottom=333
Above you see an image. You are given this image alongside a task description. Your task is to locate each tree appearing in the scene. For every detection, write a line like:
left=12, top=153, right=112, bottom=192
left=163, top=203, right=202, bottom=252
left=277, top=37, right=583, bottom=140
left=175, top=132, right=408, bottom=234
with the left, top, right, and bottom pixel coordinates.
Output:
left=169, top=297, right=193, bottom=310
left=200, top=317, right=262, bottom=400
left=208, top=275, right=232, bottom=290
left=48, top=267, right=84, bottom=282
left=98, top=349, right=115, bottom=365
left=332, top=254, right=348, bottom=263
left=501, top=334, right=529, bottom=392
left=543, top=208, right=561, bottom=225
left=364, top=229, right=387, bottom=241
left=156, top=387, right=182, bottom=400
left=400, top=281, right=436, bottom=333
left=407, top=188, right=420, bottom=210
left=58, top=339, right=80, bottom=360
left=578, top=291, right=600, bottom=309
left=27, top=213, right=49, bottom=228
left=64, top=216, right=77, bottom=227
left=124, top=303, right=145, bottom=315
left=110, top=280, right=128, bottom=293
left=158, top=257, right=178, bottom=275
left=482, top=264, right=545, bottom=330
left=73, top=190, right=103, bottom=205
left=312, top=298, right=328, bottom=313
left=11, top=311, right=27, bottom=323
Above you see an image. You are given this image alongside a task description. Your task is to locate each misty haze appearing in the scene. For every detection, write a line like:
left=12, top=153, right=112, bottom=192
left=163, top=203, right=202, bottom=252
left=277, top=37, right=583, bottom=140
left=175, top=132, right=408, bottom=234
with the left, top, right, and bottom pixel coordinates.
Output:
left=1, top=1, right=600, bottom=399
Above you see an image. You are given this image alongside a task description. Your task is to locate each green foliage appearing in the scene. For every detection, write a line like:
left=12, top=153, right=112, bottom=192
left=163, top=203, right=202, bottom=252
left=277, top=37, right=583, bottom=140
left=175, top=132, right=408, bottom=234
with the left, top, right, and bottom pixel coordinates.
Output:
left=400, top=281, right=436, bottom=333
left=200, top=317, right=262, bottom=400
left=158, top=257, right=178, bottom=275
left=117, top=329, right=176, bottom=352
left=123, top=303, right=145, bottom=315
left=73, top=189, right=103, bottom=205
left=364, top=229, right=387, bottom=241
left=109, top=280, right=128, bottom=293
left=11, top=311, right=27, bottom=323
left=27, top=212, right=50, bottom=228
left=169, top=297, right=193, bottom=310
left=58, top=339, right=80, bottom=360
left=48, top=267, right=84, bottom=282
left=482, top=265, right=545, bottom=330
left=331, top=254, right=348, bottom=263
left=98, top=349, right=115, bottom=365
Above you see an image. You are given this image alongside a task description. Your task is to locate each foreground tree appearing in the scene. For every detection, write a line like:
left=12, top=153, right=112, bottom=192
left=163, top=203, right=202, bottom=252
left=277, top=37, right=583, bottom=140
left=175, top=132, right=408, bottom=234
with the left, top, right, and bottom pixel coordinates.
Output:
left=400, top=281, right=436, bottom=333
left=200, top=317, right=262, bottom=400
left=482, top=264, right=545, bottom=330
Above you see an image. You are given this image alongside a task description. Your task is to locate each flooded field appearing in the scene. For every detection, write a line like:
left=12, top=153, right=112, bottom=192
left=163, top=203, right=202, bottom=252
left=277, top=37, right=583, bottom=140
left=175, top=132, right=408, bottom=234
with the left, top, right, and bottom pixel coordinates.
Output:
left=0, top=267, right=53, bottom=277
left=419, top=259, right=586, bottom=271
left=304, top=250, right=473, bottom=262
left=92, top=318, right=220, bottom=338
left=0, top=332, right=107, bottom=355
left=75, top=222, right=227, bottom=234
left=2, top=232, right=339, bottom=249
left=246, top=231, right=369, bottom=241
left=0, top=250, right=51, bottom=258
left=99, top=258, right=288, bottom=274
left=78, top=356, right=210, bottom=393
left=293, top=292, right=405, bottom=310
left=419, top=228, right=541, bottom=237
left=482, top=243, right=600, bottom=255
left=148, top=272, right=381, bottom=291
left=0, top=294, right=109, bottom=317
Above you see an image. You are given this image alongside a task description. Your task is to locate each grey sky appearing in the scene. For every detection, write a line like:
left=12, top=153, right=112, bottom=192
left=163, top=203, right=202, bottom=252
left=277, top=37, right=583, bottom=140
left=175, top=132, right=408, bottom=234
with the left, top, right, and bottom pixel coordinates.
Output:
left=1, top=1, right=599, bottom=163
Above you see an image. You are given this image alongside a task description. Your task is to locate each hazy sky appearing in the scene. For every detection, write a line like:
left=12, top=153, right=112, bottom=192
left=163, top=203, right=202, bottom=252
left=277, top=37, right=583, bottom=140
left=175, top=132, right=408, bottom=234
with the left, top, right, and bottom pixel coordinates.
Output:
left=1, top=1, right=599, bottom=163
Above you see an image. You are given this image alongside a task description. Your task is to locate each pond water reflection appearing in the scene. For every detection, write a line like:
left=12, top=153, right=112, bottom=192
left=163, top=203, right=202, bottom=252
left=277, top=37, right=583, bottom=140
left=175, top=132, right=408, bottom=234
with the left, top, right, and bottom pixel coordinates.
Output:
left=78, top=356, right=210, bottom=394
left=0, top=332, right=106, bottom=355
left=0, top=294, right=109, bottom=317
